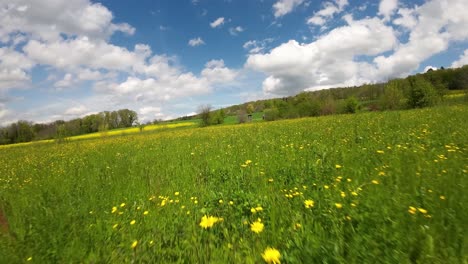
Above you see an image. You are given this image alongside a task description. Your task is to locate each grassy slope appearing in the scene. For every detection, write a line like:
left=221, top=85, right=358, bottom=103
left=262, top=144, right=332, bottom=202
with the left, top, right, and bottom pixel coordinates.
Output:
left=0, top=104, right=467, bottom=263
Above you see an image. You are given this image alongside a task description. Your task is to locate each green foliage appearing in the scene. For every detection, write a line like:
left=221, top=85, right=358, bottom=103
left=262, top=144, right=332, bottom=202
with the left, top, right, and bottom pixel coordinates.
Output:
left=379, top=80, right=406, bottom=110
left=263, top=108, right=279, bottom=121
left=342, top=96, right=360, bottom=114
left=198, top=105, right=212, bottom=127
left=407, top=76, right=440, bottom=108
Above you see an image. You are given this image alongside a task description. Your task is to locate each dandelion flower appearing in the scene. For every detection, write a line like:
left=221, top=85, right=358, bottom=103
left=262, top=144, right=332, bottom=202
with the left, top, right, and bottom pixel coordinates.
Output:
left=111, top=206, right=118, bottom=213
left=219, top=199, right=224, bottom=204
left=174, top=192, right=180, bottom=196
left=304, top=199, right=314, bottom=208
left=143, top=211, right=149, bottom=215
left=250, top=219, right=264, bottom=234
left=27, top=257, right=32, bottom=261
left=439, top=195, right=446, bottom=200
left=417, top=208, right=428, bottom=214
left=377, top=150, right=385, bottom=154
left=255, top=206, right=263, bottom=212
left=335, top=203, right=343, bottom=209
left=335, top=164, right=342, bottom=169
left=372, top=180, right=379, bottom=185
left=131, top=240, right=138, bottom=249
left=120, top=203, right=126, bottom=208
left=262, top=247, right=281, bottom=264
left=199, top=215, right=221, bottom=229
left=130, top=220, right=136, bottom=225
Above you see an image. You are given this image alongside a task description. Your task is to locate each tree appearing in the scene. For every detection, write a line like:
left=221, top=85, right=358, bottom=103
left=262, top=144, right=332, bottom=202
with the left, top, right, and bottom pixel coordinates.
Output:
left=263, top=108, right=279, bottom=121
left=211, top=109, right=226, bottom=125
left=379, top=80, right=405, bottom=110
left=342, top=96, right=360, bottom=114
left=407, top=76, right=439, bottom=108
left=198, top=104, right=212, bottom=127
left=246, top=104, right=255, bottom=115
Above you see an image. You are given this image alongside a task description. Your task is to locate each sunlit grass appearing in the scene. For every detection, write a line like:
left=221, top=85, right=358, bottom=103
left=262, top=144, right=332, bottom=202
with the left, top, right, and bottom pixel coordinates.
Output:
left=0, top=104, right=466, bottom=263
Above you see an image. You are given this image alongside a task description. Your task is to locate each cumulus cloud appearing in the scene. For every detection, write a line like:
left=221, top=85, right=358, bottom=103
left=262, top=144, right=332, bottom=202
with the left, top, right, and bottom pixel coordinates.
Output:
left=0, top=47, right=34, bottom=89
left=188, top=37, right=205, bottom=47
left=307, top=0, right=349, bottom=27
left=451, top=50, right=468, bottom=68
left=0, top=0, right=134, bottom=43
left=378, top=0, right=399, bottom=21
left=23, top=37, right=148, bottom=72
left=210, top=17, right=225, bottom=28
left=247, top=16, right=397, bottom=95
left=248, top=0, right=468, bottom=96
left=273, top=0, right=305, bottom=18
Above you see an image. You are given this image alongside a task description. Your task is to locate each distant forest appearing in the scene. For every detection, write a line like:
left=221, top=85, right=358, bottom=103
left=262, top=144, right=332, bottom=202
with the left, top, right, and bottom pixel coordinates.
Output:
left=1, top=65, right=467, bottom=145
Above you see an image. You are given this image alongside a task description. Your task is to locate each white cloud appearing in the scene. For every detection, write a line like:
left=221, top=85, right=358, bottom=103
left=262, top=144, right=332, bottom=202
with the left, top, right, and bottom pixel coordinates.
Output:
left=0, top=0, right=134, bottom=43
left=0, top=47, right=34, bottom=89
left=201, top=59, right=238, bottom=84
left=188, top=37, right=205, bottom=47
left=393, top=8, right=417, bottom=29
left=23, top=37, right=148, bottom=72
left=210, top=17, right=225, bottom=28
left=229, top=26, right=244, bottom=36
left=246, top=16, right=397, bottom=95
left=273, top=0, right=305, bottom=18
left=64, top=105, right=88, bottom=116
left=378, top=0, right=398, bottom=21
left=247, top=0, right=468, bottom=96
left=374, top=0, right=468, bottom=79
left=243, top=38, right=274, bottom=54
left=54, top=73, right=74, bottom=88
left=307, top=0, right=349, bottom=27
left=451, top=50, right=468, bottom=68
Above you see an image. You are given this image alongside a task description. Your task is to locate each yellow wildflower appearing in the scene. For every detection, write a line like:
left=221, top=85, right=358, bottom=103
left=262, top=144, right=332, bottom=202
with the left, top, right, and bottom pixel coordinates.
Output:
left=372, top=180, right=379, bottom=185
left=304, top=199, right=314, bottom=208
left=111, top=206, right=117, bottom=213
left=120, top=203, right=126, bottom=208
left=262, top=247, right=281, bottom=264
left=27, top=257, right=32, bottom=261
left=377, top=150, right=384, bottom=154
left=143, top=211, right=149, bottom=215
left=131, top=240, right=138, bottom=249
left=174, top=192, right=180, bottom=196
left=335, top=164, right=342, bottom=169
left=335, top=203, right=343, bottom=209
left=255, top=206, right=263, bottom=212
left=439, top=195, right=446, bottom=200
left=130, top=220, right=136, bottom=225
left=417, top=208, right=428, bottom=214
left=250, top=219, right=264, bottom=234
left=199, top=215, right=221, bottom=229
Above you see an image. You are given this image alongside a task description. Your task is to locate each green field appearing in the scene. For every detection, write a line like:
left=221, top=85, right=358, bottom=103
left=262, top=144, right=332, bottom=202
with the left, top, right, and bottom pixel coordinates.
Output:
left=0, top=104, right=467, bottom=263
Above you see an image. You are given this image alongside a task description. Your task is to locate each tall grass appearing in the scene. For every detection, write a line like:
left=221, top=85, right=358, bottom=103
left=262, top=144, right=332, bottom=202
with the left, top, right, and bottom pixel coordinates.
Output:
left=0, top=104, right=466, bottom=263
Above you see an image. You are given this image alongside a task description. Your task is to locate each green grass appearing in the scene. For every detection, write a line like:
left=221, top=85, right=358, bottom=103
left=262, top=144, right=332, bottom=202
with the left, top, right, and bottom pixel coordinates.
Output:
left=0, top=104, right=467, bottom=263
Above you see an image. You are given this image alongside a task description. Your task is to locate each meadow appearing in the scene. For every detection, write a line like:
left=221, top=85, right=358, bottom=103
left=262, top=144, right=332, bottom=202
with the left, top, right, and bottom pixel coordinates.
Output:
left=0, top=104, right=467, bottom=263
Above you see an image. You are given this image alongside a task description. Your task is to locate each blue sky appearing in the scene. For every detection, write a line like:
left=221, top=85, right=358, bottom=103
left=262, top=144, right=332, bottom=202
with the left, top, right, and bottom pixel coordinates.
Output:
left=0, top=0, right=467, bottom=125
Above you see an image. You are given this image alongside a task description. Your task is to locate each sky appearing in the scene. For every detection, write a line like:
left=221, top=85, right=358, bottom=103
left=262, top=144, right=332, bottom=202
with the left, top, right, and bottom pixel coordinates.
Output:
left=1, top=0, right=468, bottom=125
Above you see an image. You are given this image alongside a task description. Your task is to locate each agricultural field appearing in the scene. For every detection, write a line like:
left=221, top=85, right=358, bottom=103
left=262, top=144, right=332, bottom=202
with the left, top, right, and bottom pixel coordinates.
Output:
left=0, top=104, right=467, bottom=263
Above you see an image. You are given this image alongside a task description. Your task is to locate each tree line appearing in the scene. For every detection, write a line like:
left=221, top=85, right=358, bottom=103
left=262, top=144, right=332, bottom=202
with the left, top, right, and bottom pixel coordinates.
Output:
left=210, top=65, right=468, bottom=123
left=0, top=109, right=138, bottom=145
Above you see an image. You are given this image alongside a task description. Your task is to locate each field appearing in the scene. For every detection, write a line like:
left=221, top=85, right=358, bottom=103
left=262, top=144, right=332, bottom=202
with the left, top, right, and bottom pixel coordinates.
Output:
left=0, top=104, right=467, bottom=263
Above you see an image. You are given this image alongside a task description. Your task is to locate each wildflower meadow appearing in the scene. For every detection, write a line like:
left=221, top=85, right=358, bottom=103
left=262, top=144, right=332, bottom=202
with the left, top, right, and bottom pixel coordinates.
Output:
left=0, top=104, right=467, bottom=263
